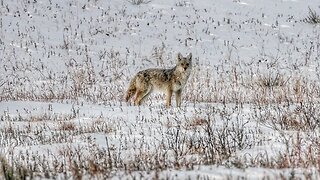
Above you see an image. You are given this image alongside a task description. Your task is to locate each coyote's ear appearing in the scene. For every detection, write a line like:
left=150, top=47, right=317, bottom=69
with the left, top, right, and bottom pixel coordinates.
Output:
left=177, top=52, right=183, bottom=62
left=187, top=53, right=192, bottom=61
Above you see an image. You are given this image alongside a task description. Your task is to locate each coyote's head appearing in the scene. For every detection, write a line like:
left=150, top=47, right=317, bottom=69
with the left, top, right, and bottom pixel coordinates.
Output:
left=176, top=52, right=192, bottom=72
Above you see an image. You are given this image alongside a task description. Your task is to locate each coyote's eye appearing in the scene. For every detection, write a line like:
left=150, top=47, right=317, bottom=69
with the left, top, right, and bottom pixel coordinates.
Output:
left=186, top=63, right=189, bottom=66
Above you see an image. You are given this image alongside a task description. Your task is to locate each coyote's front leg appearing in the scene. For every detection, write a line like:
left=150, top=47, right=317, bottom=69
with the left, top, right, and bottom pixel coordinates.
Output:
left=175, top=90, right=182, bottom=107
left=166, top=89, right=173, bottom=108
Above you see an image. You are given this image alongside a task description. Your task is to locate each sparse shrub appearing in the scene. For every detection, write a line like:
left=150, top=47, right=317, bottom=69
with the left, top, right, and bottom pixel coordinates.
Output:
left=175, top=1, right=190, bottom=7
left=151, top=42, right=166, bottom=66
left=259, top=101, right=320, bottom=131
left=0, top=156, right=29, bottom=180
left=304, top=7, right=320, bottom=24
left=59, top=122, right=76, bottom=131
left=257, top=73, right=287, bottom=88
left=128, top=0, right=151, bottom=5
left=183, top=117, right=207, bottom=130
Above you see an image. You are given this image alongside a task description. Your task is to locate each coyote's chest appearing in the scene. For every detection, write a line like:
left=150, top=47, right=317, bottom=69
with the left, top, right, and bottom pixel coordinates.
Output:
left=171, top=71, right=190, bottom=91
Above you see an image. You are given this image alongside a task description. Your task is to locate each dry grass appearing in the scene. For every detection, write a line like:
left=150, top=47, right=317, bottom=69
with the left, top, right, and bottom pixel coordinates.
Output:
left=58, top=122, right=76, bottom=131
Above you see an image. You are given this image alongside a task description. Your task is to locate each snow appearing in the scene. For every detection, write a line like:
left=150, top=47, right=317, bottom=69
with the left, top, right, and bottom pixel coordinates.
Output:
left=1, top=0, right=320, bottom=179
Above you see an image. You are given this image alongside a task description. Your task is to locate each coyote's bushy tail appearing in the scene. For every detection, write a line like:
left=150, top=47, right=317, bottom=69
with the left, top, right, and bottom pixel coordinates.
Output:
left=125, top=76, right=137, bottom=102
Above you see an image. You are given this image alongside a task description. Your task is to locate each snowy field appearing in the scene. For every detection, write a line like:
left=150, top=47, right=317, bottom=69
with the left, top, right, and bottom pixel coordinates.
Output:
left=1, top=0, right=320, bottom=179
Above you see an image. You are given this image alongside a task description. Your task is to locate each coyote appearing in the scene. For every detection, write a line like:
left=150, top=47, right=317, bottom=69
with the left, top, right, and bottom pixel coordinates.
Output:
left=125, top=53, right=192, bottom=107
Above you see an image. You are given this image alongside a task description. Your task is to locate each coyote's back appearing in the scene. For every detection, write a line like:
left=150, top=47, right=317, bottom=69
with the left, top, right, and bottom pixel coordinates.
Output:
left=125, top=52, right=192, bottom=107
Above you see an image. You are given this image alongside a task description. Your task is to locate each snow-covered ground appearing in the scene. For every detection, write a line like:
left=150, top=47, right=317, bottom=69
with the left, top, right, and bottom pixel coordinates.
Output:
left=1, top=0, right=320, bottom=179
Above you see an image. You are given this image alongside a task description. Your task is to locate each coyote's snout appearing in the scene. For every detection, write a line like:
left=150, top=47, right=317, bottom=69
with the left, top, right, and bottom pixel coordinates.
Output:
left=125, top=52, right=192, bottom=108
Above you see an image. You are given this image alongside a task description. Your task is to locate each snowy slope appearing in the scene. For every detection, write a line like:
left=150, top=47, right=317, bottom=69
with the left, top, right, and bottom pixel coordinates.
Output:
left=1, top=0, right=320, bottom=179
